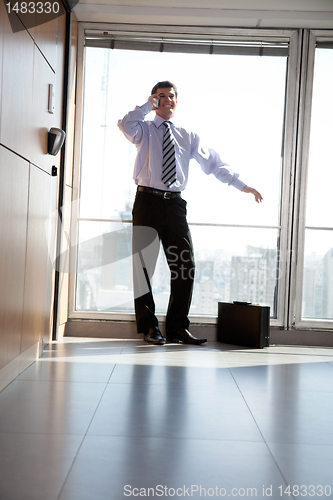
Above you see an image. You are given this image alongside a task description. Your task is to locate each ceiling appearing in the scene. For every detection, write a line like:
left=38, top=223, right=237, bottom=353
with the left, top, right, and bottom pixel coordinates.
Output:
left=74, top=0, right=333, bottom=29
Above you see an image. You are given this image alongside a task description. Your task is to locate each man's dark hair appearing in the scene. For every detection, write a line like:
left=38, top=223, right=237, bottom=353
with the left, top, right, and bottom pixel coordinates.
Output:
left=151, top=81, right=178, bottom=97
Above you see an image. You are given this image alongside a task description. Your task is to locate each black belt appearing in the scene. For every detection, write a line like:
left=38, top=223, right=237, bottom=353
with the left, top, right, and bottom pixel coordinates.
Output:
left=137, top=186, right=182, bottom=199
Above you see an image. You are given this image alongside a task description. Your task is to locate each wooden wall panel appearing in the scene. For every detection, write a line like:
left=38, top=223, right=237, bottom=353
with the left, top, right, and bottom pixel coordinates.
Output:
left=58, top=184, right=72, bottom=327
left=64, top=14, right=78, bottom=188
left=56, top=13, right=78, bottom=338
left=0, top=1, right=73, bottom=383
left=0, top=12, right=34, bottom=161
left=28, top=17, right=58, bottom=72
left=43, top=175, right=59, bottom=344
left=55, top=12, right=66, bottom=131
left=31, top=44, right=56, bottom=174
left=21, top=166, right=52, bottom=352
left=0, top=147, right=29, bottom=370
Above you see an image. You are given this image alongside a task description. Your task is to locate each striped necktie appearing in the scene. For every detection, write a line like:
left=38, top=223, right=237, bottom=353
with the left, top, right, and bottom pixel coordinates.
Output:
left=161, top=121, right=177, bottom=187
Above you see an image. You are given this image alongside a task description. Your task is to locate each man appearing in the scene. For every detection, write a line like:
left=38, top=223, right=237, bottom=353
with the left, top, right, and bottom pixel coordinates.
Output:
left=118, top=81, right=263, bottom=346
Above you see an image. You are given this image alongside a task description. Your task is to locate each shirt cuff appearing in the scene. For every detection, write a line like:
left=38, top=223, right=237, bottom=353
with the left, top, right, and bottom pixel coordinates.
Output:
left=139, top=101, right=153, bottom=115
left=232, top=178, right=247, bottom=191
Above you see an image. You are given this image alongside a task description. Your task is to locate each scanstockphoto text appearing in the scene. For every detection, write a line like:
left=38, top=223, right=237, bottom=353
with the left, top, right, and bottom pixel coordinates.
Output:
left=123, top=483, right=332, bottom=497
left=47, top=203, right=282, bottom=310
left=49, top=204, right=282, bottom=282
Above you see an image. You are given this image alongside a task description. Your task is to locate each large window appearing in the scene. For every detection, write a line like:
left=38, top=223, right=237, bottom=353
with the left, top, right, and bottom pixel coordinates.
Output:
left=74, top=40, right=287, bottom=319
left=69, top=27, right=333, bottom=332
left=301, top=44, right=333, bottom=321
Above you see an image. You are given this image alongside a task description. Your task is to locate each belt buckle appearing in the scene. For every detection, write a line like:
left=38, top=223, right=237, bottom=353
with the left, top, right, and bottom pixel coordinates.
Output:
left=164, top=191, right=172, bottom=199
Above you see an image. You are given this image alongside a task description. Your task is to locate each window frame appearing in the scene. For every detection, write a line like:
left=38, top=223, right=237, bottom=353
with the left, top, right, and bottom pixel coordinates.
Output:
left=69, top=24, right=330, bottom=332
left=292, top=30, right=333, bottom=330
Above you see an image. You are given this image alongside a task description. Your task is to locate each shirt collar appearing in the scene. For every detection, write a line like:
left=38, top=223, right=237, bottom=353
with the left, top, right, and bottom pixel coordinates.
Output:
left=153, top=114, right=174, bottom=129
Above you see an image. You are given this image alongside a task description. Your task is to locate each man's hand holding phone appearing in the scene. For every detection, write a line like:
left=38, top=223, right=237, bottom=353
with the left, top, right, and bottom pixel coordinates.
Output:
left=149, top=94, right=159, bottom=109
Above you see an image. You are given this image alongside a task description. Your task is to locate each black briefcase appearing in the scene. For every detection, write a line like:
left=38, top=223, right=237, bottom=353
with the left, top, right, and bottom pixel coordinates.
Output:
left=217, top=302, right=270, bottom=348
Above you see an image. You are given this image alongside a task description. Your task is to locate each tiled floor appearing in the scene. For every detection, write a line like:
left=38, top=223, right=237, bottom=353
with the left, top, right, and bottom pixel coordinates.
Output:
left=1, top=339, right=333, bottom=500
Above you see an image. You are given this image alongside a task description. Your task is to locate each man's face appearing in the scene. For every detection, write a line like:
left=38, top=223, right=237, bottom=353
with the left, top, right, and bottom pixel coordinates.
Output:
left=155, top=87, right=178, bottom=120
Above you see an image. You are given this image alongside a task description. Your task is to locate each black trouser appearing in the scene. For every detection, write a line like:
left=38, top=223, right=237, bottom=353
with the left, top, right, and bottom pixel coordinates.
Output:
left=132, top=189, right=195, bottom=335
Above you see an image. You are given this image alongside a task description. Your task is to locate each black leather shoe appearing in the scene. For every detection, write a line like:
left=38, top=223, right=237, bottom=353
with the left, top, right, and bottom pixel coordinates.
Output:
left=143, top=326, right=166, bottom=345
left=166, top=328, right=207, bottom=345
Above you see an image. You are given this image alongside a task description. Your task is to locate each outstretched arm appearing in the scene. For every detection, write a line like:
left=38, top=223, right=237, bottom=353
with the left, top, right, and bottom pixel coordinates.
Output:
left=242, top=186, right=263, bottom=203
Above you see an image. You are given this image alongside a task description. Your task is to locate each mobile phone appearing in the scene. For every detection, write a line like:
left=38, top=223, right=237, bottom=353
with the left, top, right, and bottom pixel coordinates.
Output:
left=153, top=98, right=160, bottom=108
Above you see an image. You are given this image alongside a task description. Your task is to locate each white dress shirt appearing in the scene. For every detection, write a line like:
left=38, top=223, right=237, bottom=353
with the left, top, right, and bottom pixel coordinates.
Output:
left=118, top=101, right=246, bottom=193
